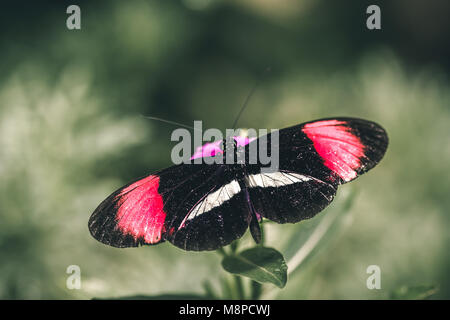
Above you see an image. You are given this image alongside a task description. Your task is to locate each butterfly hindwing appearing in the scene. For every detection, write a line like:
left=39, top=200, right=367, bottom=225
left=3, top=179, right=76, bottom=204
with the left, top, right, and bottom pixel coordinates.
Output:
left=167, top=173, right=249, bottom=251
left=244, top=171, right=337, bottom=224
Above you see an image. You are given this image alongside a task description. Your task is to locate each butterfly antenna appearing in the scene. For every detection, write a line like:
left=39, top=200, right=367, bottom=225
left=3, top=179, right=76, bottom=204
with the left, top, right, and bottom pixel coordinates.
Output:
left=232, top=67, right=272, bottom=130
left=140, top=115, right=202, bottom=132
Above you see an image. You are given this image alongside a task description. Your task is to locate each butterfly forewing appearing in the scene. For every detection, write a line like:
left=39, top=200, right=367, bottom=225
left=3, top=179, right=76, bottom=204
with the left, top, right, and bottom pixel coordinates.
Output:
left=283, top=117, right=388, bottom=184
left=88, top=163, right=222, bottom=248
left=89, top=161, right=250, bottom=251
left=242, top=117, right=388, bottom=223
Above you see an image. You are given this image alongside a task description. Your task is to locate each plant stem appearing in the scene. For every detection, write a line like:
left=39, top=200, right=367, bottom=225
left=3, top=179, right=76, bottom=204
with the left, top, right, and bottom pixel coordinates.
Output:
left=230, top=239, right=239, bottom=253
left=259, top=219, right=265, bottom=245
left=202, top=280, right=217, bottom=299
left=221, top=276, right=234, bottom=299
left=216, top=247, right=227, bottom=257
left=250, top=280, right=262, bottom=300
left=234, top=275, right=245, bottom=300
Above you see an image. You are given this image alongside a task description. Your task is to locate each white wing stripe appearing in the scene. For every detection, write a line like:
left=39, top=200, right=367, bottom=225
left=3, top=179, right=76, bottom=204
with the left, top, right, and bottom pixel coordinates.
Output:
left=185, top=172, right=310, bottom=222
left=186, top=180, right=241, bottom=221
left=245, top=172, right=311, bottom=188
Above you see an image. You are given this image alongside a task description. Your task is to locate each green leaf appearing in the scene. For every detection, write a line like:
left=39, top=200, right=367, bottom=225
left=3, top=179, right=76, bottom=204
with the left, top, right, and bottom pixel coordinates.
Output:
left=390, top=285, right=438, bottom=300
left=221, top=247, right=287, bottom=288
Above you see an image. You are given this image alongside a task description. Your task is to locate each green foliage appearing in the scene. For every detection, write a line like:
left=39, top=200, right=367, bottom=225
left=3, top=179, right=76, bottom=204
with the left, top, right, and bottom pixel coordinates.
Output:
left=1, top=0, right=449, bottom=300
left=390, top=285, right=438, bottom=300
left=95, top=293, right=211, bottom=300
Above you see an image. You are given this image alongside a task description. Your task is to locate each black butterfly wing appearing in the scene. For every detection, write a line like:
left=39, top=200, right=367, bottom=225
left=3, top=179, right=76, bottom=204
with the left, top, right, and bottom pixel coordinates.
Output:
left=88, top=161, right=250, bottom=251
left=88, top=163, right=210, bottom=248
left=244, top=117, right=388, bottom=224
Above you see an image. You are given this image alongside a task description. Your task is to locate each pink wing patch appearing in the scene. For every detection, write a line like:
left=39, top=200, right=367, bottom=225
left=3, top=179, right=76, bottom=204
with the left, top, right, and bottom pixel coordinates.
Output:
left=190, top=136, right=256, bottom=160
left=303, top=120, right=365, bottom=182
left=114, top=175, right=166, bottom=244
left=190, top=140, right=223, bottom=160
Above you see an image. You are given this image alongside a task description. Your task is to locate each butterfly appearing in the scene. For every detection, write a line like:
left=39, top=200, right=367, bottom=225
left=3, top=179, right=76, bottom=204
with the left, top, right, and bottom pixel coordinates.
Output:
left=88, top=117, right=388, bottom=251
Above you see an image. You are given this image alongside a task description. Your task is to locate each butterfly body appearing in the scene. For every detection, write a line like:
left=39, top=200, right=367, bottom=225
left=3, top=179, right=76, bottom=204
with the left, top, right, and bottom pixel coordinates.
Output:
left=89, top=117, right=388, bottom=251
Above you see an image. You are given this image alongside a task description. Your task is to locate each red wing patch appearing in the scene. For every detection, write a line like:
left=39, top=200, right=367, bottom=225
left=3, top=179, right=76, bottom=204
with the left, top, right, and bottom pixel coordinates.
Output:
left=114, top=175, right=166, bottom=244
left=303, top=120, right=365, bottom=182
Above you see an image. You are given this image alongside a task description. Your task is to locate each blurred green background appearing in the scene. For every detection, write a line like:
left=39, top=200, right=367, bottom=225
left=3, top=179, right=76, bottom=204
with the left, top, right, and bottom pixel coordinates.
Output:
left=0, top=0, right=449, bottom=299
